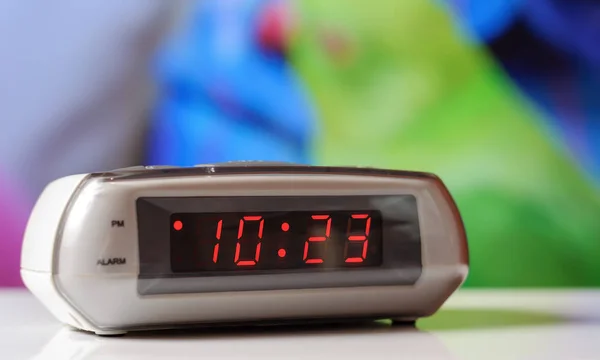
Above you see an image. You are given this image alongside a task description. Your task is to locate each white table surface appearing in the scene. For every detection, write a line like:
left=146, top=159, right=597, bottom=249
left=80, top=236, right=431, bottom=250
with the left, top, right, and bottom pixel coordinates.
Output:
left=1, top=289, right=600, bottom=360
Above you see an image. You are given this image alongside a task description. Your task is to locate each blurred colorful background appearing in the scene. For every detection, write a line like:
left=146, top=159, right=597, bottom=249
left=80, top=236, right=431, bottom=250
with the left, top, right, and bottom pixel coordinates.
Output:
left=1, top=0, right=599, bottom=288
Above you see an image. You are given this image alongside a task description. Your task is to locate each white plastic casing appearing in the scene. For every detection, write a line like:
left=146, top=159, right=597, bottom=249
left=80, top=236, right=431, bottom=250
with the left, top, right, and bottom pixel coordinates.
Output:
left=21, top=174, right=94, bottom=331
left=21, top=165, right=468, bottom=335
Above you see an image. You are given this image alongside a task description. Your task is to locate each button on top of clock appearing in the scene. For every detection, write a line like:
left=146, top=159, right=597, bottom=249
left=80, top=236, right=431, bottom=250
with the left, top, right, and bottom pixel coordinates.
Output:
left=110, top=165, right=178, bottom=171
left=111, top=162, right=303, bottom=172
left=195, top=161, right=303, bottom=167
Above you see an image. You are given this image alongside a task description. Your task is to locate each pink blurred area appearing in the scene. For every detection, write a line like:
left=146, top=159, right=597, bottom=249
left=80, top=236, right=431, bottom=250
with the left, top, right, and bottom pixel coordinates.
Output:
left=0, top=176, right=30, bottom=287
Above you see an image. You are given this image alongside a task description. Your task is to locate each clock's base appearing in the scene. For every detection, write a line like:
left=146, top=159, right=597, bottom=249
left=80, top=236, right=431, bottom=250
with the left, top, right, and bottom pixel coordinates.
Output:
left=94, top=330, right=127, bottom=337
left=390, top=318, right=417, bottom=327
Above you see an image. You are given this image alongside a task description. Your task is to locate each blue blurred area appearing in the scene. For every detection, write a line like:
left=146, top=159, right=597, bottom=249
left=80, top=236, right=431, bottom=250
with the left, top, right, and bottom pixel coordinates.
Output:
left=442, top=0, right=522, bottom=42
left=445, top=0, right=600, bottom=183
left=445, top=0, right=600, bottom=65
left=523, top=0, right=600, bottom=66
left=147, top=0, right=316, bottom=166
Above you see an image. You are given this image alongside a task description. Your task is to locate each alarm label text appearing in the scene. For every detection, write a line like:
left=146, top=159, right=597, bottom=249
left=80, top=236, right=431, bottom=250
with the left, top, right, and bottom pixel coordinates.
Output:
left=97, top=258, right=127, bottom=266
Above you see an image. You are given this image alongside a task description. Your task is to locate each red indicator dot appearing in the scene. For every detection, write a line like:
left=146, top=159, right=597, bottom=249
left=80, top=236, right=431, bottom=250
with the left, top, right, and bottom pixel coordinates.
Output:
left=281, top=222, right=290, bottom=232
left=278, top=248, right=286, bottom=258
left=173, top=220, right=183, bottom=231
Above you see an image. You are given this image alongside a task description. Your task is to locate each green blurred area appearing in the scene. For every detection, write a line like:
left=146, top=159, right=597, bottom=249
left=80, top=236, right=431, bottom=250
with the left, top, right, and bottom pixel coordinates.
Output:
left=289, top=0, right=600, bottom=287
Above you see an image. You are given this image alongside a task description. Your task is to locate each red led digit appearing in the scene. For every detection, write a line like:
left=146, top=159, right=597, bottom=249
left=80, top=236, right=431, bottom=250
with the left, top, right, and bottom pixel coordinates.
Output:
left=344, top=214, right=371, bottom=263
left=303, top=215, right=331, bottom=264
left=234, top=216, right=264, bottom=266
left=237, top=219, right=244, bottom=239
left=212, top=220, right=223, bottom=263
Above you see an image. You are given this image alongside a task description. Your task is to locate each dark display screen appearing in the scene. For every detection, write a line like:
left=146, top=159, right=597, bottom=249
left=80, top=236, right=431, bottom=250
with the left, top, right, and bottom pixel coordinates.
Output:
left=170, top=211, right=382, bottom=272
left=137, top=194, right=422, bottom=294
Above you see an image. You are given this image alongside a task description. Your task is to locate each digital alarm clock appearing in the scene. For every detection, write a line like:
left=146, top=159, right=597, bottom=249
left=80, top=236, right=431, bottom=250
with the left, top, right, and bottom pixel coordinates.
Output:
left=21, top=163, right=468, bottom=335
